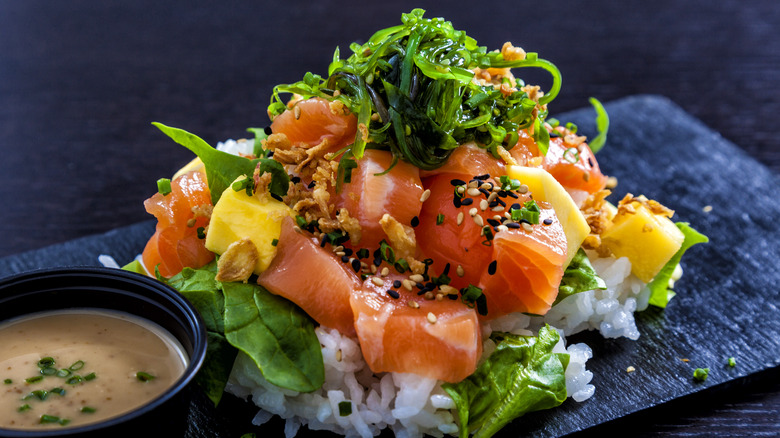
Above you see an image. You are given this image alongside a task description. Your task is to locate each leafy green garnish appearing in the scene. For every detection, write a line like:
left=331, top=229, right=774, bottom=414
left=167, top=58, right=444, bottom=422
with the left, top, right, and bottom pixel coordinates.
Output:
left=443, top=325, right=569, bottom=438
left=268, top=9, right=561, bottom=171
left=647, top=222, right=709, bottom=308
left=152, top=122, right=289, bottom=205
left=121, top=259, right=147, bottom=275
left=222, top=281, right=324, bottom=393
left=555, top=248, right=607, bottom=305
left=587, top=97, right=609, bottom=153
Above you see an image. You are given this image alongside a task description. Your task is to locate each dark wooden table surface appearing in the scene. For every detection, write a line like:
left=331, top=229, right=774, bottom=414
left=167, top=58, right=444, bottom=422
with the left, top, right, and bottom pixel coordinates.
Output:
left=1, top=1, right=778, bottom=436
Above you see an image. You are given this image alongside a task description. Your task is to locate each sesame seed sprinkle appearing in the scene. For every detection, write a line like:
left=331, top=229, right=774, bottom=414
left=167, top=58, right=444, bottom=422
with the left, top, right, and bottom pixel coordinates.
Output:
left=473, top=214, right=484, bottom=227
left=460, top=197, right=474, bottom=206
left=457, top=212, right=464, bottom=225
left=409, top=274, right=425, bottom=283
left=457, top=265, right=465, bottom=277
left=387, top=289, right=400, bottom=299
left=469, top=207, right=478, bottom=217
left=427, top=312, right=437, bottom=324
left=488, top=260, right=497, bottom=275
left=402, top=279, right=414, bottom=291
left=408, top=301, right=420, bottom=309
left=420, top=189, right=431, bottom=202
left=467, top=187, right=481, bottom=197
left=480, top=199, right=489, bottom=211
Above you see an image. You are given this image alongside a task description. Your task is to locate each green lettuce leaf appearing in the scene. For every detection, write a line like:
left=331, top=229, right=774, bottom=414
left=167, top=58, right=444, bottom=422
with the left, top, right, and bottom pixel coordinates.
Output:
left=555, top=248, right=607, bottom=305
left=587, top=97, right=609, bottom=153
left=222, top=281, right=325, bottom=393
left=121, top=259, right=147, bottom=275
left=443, top=325, right=569, bottom=438
left=647, top=222, right=709, bottom=308
left=151, top=122, right=290, bottom=204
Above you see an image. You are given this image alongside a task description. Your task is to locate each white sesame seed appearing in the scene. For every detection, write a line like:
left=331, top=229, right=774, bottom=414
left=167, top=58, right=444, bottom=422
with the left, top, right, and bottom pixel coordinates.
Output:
left=457, top=186, right=465, bottom=194
left=473, top=215, right=484, bottom=227
left=467, top=187, right=481, bottom=197
left=469, top=207, right=478, bottom=217
left=336, top=349, right=343, bottom=362
left=409, top=274, right=425, bottom=283
left=335, top=251, right=346, bottom=257
left=424, top=291, right=435, bottom=300
left=381, top=267, right=390, bottom=277
left=468, top=180, right=478, bottom=189
left=457, top=265, right=465, bottom=277
left=493, top=215, right=503, bottom=221
left=370, top=264, right=377, bottom=274
left=457, top=212, right=464, bottom=225
left=497, top=225, right=509, bottom=233
left=402, top=279, right=414, bottom=291
left=480, top=183, right=492, bottom=191
left=408, top=301, right=420, bottom=309
left=517, top=184, right=529, bottom=194
left=522, top=222, right=533, bottom=232
left=487, top=192, right=497, bottom=203
left=436, top=293, right=444, bottom=301
left=427, top=312, right=437, bottom=324
left=492, top=205, right=505, bottom=212
left=439, top=284, right=458, bottom=295
left=479, top=199, right=489, bottom=211
left=420, top=189, right=431, bottom=203
left=371, top=277, right=384, bottom=286
left=294, top=105, right=301, bottom=120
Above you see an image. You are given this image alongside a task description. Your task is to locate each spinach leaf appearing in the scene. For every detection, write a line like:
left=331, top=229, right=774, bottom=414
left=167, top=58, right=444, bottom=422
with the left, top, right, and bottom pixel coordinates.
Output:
left=555, top=248, right=607, bottom=305
left=152, top=122, right=257, bottom=205
left=647, top=222, right=709, bottom=308
left=443, top=325, right=569, bottom=438
left=222, top=282, right=324, bottom=393
left=198, top=331, right=238, bottom=405
left=165, top=262, right=224, bottom=333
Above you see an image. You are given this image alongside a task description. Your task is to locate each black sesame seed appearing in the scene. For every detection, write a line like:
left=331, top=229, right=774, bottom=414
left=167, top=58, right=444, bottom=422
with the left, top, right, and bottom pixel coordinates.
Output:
left=267, top=150, right=274, bottom=157
left=488, top=260, right=497, bottom=275
left=475, top=174, right=490, bottom=180
left=460, top=198, right=474, bottom=206
left=341, top=255, right=350, bottom=263
left=343, top=248, right=353, bottom=257
left=487, top=218, right=500, bottom=227
left=588, top=157, right=595, bottom=167
left=506, top=222, right=521, bottom=229
left=506, top=191, right=519, bottom=199
left=450, top=178, right=467, bottom=186
left=351, top=259, right=361, bottom=273
left=511, top=203, right=522, bottom=210
left=417, top=289, right=427, bottom=295
left=489, top=200, right=500, bottom=208
left=518, top=218, right=531, bottom=225
left=291, top=176, right=301, bottom=184
left=453, top=197, right=462, bottom=208
left=497, top=190, right=508, bottom=198
left=411, top=216, right=420, bottom=227
left=373, top=257, right=382, bottom=267
left=416, top=282, right=425, bottom=289
left=543, top=218, right=554, bottom=225
left=478, top=188, right=491, bottom=197
left=448, top=294, right=458, bottom=300
left=387, top=290, right=400, bottom=299
left=496, top=198, right=506, bottom=207
left=356, top=248, right=369, bottom=259
left=443, top=263, right=451, bottom=275
left=307, top=181, right=316, bottom=189
left=320, top=237, right=329, bottom=248
left=263, top=126, right=273, bottom=135
left=271, top=193, right=283, bottom=202
left=393, top=280, right=402, bottom=288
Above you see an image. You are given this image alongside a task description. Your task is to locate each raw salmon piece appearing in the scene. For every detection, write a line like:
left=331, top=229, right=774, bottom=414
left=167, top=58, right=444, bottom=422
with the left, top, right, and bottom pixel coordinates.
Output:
left=334, top=149, right=423, bottom=250
left=142, top=170, right=213, bottom=277
left=416, top=173, right=567, bottom=319
left=419, top=142, right=506, bottom=179
left=257, top=216, right=359, bottom=337
left=350, top=272, right=482, bottom=383
left=478, top=207, right=567, bottom=318
left=271, top=97, right=357, bottom=152
left=542, top=137, right=607, bottom=195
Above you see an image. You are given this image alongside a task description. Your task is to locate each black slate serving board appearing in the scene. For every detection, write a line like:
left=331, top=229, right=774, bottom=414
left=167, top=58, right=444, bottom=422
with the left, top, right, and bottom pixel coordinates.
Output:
left=1, top=95, right=778, bottom=437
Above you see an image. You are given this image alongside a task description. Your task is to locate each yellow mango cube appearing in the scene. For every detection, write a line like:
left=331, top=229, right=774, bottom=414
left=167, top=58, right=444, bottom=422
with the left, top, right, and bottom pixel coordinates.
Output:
left=506, top=165, right=591, bottom=266
left=600, top=201, right=684, bottom=282
left=205, top=182, right=293, bottom=274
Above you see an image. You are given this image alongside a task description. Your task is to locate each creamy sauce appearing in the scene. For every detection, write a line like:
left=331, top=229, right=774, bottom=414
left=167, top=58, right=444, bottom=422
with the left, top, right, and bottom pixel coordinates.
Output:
left=0, top=309, right=188, bottom=430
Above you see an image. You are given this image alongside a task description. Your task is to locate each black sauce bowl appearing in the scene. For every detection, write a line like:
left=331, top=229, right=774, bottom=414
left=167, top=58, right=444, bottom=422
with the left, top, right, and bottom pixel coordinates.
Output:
left=0, top=267, right=207, bottom=437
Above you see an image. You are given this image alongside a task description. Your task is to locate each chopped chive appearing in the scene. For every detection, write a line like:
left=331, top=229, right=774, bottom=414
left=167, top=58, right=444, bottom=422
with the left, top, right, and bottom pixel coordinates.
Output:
left=56, top=369, right=71, bottom=378
left=18, top=404, right=31, bottom=412
left=693, top=368, right=709, bottom=382
left=196, top=226, right=206, bottom=239
left=136, top=371, right=156, bottom=382
left=271, top=238, right=279, bottom=247
left=69, top=360, right=85, bottom=371
left=728, top=357, right=736, bottom=367
left=26, top=376, right=44, bottom=384
left=436, top=213, right=445, bottom=225
left=41, top=367, right=57, bottom=376
left=37, top=357, right=56, bottom=368
left=28, top=390, right=48, bottom=401
left=81, top=406, right=97, bottom=414
left=4, top=379, right=12, bottom=384
left=83, top=372, right=96, bottom=381
left=157, top=178, right=172, bottom=196
left=65, top=375, right=83, bottom=385
left=50, top=387, right=66, bottom=396
left=338, top=400, right=352, bottom=416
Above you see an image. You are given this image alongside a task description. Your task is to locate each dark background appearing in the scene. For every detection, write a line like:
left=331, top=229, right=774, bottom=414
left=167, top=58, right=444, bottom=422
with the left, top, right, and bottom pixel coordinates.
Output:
left=1, top=0, right=778, bottom=436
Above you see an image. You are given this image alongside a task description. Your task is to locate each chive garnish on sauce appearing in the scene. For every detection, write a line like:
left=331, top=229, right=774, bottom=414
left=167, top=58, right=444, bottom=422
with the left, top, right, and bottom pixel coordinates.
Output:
left=136, top=371, right=156, bottom=382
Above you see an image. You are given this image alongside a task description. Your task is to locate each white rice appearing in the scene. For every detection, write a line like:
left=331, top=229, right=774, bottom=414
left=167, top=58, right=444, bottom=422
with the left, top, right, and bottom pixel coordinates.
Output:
left=226, top=253, right=647, bottom=438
